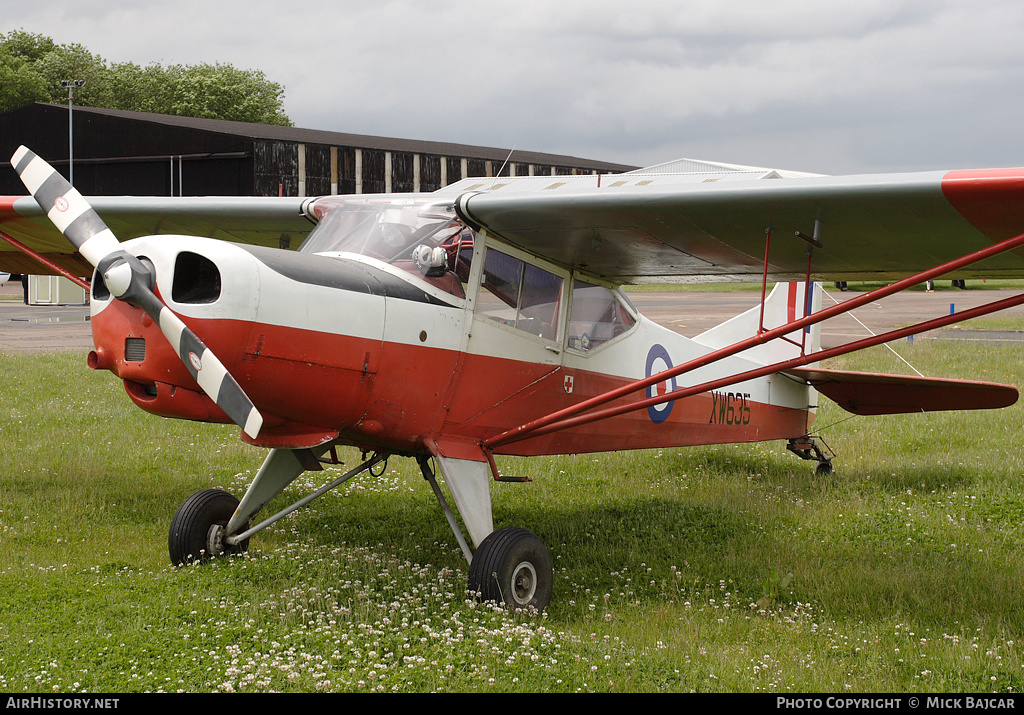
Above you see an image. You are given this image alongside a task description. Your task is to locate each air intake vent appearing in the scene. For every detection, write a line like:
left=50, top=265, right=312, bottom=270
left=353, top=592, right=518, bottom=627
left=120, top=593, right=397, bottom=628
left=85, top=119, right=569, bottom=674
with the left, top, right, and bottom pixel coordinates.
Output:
left=125, top=338, right=146, bottom=362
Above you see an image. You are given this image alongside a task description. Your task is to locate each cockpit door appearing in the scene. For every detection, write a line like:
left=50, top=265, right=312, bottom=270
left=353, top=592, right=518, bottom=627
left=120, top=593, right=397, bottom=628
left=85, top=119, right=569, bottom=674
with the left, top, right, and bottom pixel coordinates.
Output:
left=443, top=237, right=569, bottom=430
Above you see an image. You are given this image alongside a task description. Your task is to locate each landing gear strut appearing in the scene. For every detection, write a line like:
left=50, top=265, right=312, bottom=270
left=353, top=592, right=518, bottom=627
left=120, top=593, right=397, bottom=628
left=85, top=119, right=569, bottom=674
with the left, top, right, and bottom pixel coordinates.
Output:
left=787, top=436, right=834, bottom=475
left=418, top=455, right=554, bottom=611
left=168, top=448, right=386, bottom=567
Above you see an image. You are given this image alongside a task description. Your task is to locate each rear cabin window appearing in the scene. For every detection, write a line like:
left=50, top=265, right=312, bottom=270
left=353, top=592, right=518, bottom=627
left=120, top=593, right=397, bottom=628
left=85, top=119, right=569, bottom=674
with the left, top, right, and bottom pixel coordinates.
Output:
left=567, top=280, right=636, bottom=351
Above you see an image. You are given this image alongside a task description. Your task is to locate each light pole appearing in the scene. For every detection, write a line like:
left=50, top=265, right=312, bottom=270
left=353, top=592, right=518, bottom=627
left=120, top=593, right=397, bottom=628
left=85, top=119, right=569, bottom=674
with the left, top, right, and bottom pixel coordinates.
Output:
left=60, top=80, right=85, bottom=185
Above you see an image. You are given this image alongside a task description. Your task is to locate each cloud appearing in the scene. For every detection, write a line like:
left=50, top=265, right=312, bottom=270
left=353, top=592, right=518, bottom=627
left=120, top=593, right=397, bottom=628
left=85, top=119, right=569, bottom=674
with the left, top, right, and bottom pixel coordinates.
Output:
left=4, top=0, right=1024, bottom=174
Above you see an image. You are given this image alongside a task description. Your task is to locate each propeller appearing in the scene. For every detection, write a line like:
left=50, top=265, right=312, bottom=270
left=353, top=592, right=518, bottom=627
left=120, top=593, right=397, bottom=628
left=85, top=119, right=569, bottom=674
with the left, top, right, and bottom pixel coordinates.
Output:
left=12, top=146, right=264, bottom=439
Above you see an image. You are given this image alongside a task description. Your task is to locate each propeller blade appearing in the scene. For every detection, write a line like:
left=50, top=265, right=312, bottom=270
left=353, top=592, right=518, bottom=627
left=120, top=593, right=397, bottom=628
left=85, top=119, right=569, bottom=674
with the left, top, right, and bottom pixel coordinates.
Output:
left=11, top=146, right=264, bottom=438
left=148, top=292, right=264, bottom=439
left=11, top=146, right=120, bottom=266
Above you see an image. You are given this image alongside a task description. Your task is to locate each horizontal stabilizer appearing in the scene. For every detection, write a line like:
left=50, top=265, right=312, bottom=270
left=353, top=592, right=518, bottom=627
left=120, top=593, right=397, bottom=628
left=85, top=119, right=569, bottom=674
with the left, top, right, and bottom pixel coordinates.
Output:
left=784, top=367, right=1018, bottom=415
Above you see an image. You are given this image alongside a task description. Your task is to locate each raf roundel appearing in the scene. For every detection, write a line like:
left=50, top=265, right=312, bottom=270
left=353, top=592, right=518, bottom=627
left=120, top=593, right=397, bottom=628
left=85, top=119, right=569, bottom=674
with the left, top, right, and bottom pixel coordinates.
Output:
left=645, top=344, right=677, bottom=424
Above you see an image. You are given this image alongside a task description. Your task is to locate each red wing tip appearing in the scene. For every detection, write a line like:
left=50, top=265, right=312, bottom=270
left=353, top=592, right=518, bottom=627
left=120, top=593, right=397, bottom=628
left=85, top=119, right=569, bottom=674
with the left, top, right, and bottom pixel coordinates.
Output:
left=0, top=196, right=24, bottom=213
left=942, top=168, right=1024, bottom=240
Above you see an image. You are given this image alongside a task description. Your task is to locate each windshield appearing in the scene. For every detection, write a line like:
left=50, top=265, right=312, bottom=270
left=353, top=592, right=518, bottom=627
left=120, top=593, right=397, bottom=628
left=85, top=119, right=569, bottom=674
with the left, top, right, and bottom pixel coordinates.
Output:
left=300, top=196, right=473, bottom=296
left=303, top=196, right=470, bottom=259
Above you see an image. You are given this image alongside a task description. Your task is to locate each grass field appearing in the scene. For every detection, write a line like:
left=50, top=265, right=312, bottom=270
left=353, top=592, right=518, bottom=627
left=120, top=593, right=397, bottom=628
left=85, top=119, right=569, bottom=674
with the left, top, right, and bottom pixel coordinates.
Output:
left=1, top=337, right=1023, bottom=693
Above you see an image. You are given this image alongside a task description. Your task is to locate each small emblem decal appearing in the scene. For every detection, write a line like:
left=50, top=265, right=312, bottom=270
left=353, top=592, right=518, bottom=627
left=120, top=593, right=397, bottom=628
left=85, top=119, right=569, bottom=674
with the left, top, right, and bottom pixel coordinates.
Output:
left=564, top=375, right=574, bottom=394
left=188, top=352, right=202, bottom=372
left=54, top=196, right=69, bottom=212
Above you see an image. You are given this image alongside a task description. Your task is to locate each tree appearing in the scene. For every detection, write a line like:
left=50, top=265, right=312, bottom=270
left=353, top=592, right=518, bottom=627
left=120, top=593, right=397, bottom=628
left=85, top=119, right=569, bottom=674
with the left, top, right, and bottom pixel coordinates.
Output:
left=0, top=50, right=49, bottom=112
left=30, top=41, right=116, bottom=109
left=110, top=62, right=291, bottom=126
left=0, top=31, right=53, bottom=111
left=2, top=29, right=57, bottom=63
left=0, top=30, right=292, bottom=126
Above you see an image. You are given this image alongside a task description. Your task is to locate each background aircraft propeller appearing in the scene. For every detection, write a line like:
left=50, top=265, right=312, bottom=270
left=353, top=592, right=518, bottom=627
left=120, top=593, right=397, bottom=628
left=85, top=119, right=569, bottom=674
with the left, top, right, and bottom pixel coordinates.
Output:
left=11, top=145, right=264, bottom=439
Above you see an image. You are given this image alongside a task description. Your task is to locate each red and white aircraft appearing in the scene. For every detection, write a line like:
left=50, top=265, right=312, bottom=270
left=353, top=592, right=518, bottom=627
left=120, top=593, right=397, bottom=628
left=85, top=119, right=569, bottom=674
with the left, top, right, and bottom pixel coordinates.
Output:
left=4, top=146, right=1024, bottom=610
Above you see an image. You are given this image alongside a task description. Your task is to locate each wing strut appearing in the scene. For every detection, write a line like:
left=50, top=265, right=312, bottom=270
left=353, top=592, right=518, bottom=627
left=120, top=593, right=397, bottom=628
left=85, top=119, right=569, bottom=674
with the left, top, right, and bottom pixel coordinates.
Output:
left=484, top=231, right=1024, bottom=450
left=759, top=222, right=820, bottom=353
left=0, top=229, right=90, bottom=290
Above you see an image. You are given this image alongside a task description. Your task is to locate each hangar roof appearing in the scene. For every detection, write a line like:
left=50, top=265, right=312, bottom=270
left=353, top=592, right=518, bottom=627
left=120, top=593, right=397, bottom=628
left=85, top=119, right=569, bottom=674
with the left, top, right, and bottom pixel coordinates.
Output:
left=626, top=157, right=824, bottom=178
left=25, top=103, right=637, bottom=173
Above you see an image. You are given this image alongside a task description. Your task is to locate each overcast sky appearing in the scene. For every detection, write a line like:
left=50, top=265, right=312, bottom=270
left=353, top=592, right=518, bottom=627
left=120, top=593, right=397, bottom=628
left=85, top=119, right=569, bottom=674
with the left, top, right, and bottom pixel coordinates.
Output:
left=4, top=0, right=1023, bottom=175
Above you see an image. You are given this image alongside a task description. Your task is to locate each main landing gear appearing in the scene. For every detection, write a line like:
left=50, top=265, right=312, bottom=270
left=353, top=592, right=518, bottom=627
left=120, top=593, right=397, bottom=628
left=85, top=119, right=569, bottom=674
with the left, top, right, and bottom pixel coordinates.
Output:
left=787, top=436, right=834, bottom=475
left=168, top=488, right=250, bottom=564
left=167, top=447, right=555, bottom=612
left=415, top=455, right=553, bottom=612
left=468, top=527, right=553, bottom=611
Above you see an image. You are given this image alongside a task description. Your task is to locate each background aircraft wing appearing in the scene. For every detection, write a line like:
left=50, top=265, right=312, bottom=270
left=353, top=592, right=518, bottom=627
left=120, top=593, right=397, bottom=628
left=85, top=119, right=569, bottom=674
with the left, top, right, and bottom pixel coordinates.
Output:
left=450, top=168, right=1024, bottom=284
left=0, top=195, right=313, bottom=275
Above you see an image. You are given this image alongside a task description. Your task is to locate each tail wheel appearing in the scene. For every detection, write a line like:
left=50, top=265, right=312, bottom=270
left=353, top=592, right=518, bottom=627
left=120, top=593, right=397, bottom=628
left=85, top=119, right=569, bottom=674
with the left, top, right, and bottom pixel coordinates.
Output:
left=468, top=526, right=553, bottom=611
left=168, top=488, right=249, bottom=566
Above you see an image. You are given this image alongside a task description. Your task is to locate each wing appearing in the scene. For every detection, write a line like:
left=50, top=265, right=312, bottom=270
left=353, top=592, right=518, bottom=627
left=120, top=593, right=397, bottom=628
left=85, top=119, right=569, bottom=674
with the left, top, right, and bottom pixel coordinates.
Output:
left=0, top=195, right=314, bottom=275
left=8, top=165, right=1024, bottom=283
left=449, top=168, right=1024, bottom=283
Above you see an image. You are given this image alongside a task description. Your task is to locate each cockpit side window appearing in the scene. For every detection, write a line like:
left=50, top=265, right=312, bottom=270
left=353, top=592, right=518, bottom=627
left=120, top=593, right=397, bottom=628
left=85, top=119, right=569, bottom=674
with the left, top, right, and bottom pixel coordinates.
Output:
left=567, top=279, right=636, bottom=352
left=475, top=246, right=562, bottom=342
left=397, top=227, right=474, bottom=298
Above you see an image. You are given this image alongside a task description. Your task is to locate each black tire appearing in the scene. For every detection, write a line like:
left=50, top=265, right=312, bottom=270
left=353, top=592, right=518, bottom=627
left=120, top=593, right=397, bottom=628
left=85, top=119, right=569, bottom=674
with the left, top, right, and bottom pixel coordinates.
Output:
left=468, top=526, right=553, bottom=611
left=168, top=488, right=248, bottom=566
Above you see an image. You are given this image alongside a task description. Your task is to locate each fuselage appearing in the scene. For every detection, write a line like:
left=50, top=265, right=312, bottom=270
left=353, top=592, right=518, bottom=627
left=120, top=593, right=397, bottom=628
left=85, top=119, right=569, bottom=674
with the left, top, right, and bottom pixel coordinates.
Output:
left=87, top=205, right=817, bottom=456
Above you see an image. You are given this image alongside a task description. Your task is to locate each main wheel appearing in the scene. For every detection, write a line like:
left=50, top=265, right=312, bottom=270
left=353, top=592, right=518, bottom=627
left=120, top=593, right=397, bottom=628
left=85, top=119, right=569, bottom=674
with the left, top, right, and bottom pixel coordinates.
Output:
left=168, top=488, right=249, bottom=566
left=468, top=526, right=553, bottom=611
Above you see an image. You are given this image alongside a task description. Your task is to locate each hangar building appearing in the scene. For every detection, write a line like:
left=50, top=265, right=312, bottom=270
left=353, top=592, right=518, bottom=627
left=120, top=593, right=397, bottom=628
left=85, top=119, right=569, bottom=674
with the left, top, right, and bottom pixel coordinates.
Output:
left=0, top=103, right=636, bottom=198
